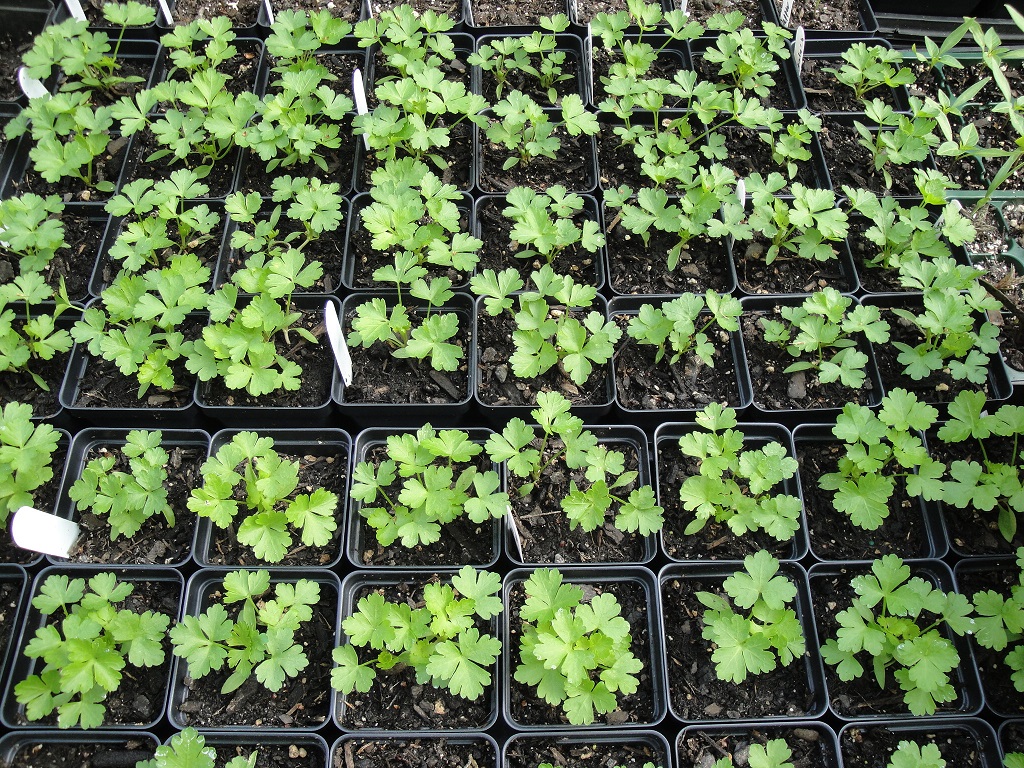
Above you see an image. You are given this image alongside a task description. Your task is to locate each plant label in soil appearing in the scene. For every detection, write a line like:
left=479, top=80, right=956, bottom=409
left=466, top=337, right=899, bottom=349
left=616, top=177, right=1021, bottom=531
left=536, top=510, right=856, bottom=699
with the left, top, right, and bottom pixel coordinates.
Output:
left=779, top=0, right=794, bottom=26
left=794, top=26, right=805, bottom=72
left=263, top=0, right=275, bottom=25
left=736, top=178, right=746, bottom=210
left=680, top=0, right=687, bottom=17
left=10, top=506, right=80, bottom=558
left=64, top=0, right=87, bottom=22
left=586, top=24, right=595, bottom=101
left=568, top=0, right=578, bottom=20
left=935, top=199, right=962, bottom=230
left=156, top=0, right=173, bottom=24
left=17, top=67, right=48, bottom=100
left=325, top=300, right=353, bottom=386
left=507, top=505, right=525, bottom=560
left=352, top=69, right=370, bottom=150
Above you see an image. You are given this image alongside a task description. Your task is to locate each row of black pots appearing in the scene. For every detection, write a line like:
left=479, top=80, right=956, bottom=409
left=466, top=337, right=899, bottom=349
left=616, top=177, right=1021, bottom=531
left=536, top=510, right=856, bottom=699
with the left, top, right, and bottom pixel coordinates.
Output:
left=0, top=557, right=1020, bottom=734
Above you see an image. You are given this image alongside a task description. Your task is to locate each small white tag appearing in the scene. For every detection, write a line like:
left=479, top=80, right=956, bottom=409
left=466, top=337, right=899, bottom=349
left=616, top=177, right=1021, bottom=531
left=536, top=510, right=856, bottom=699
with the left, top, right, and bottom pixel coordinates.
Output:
left=584, top=23, right=594, bottom=98
left=352, top=68, right=370, bottom=150
left=506, top=505, right=525, bottom=561
left=779, top=0, right=794, bottom=26
left=794, top=26, right=805, bottom=71
left=64, top=0, right=87, bottom=21
left=567, top=0, right=578, bottom=20
left=11, top=506, right=80, bottom=558
left=735, top=178, right=746, bottom=209
left=263, top=0, right=274, bottom=25
left=17, top=67, right=48, bottom=100
left=156, top=0, right=173, bottom=23
left=679, top=0, right=687, bottom=17
left=324, top=300, right=353, bottom=386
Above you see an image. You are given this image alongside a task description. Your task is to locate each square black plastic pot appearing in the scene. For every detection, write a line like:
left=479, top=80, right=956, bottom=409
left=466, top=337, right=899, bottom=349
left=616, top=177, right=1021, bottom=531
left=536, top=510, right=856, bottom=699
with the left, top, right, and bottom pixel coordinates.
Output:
left=169, top=567, right=341, bottom=731
left=690, top=35, right=806, bottom=111
left=801, top=38, right=912, bottom=114
left=474, top=32, right=590, bottom=105
left=793, top=422, right=948, bottom=562
left=193, top=427, right=351, bottom=569
left=335, top=733, right=498, bottom=768
left=504, top=730, right=671, bottom=768
left=335, top=569, right=500, bottom=733
left=808, top=559, right=984, bottom=721
left=1001, top=719, right=1024, bottom=764
left=502, top=565, right=667, bottom=730
left=660, top=561, right=827, bottom=723
left=678, top=721, right=841, bottom=767
left=334, top=292, right=475, bottom=428
left=0, top=564, right=184, bottom=731
left=49, top=0, right=161, bottom=38
left=734, top=226, right=860, bottom=298
left=588, top=35, right=690, bottom=110
left=772, top=0, right=879, bottom=36
left=156, top=0, right=261, bottom=37
left=0, top=730, right=159, bottom=766
left=838, top=718, right=1003, bottom=767
left=2, top=129, right=132, bottom=203
left=0, top=1, right=57, bottom=108
left=345, top=426, right=503, bottom=570
left=609, top=296, right=754, bottom=430
left=48, top=427, right=210, bottom=569
left=192, top=731, right=330, bottom=767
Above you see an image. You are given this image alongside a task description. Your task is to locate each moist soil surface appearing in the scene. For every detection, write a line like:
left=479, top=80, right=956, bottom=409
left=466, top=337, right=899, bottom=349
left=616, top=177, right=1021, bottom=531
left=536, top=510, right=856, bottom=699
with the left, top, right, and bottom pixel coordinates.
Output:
left=810, top=567, right=967, bottom=718
left=237, top=133, right=357, bottom=198
left=845, top=218, right=905, bottom=294
left=779, top=0, right=860, bottom=29
left=0, top=27, right=42, bottom=101
left=337, top=738, right=497, bottom=768
left=14, top=578, right=180, bottom=727
left=591, top=48, right=689, bottom=108
left=374, top=0, right=462, bottom=16
left=658, top=437, right=800, bottom=562
left=356, top=122, right=473, bottom=193
left=476, top=311, right=611, bottom=407
left=508, top=437, right=649, bottom=564
left=613, top=317, right=742, bottom=412
left=339, top=578, right=496, bottom=730
left=353, top=445, right=497, bottom=566
left=742, top=312, right=876, bottom=411
left=506, top=578, right=656, bottom=727
left=479, top=130, right=595, bottom=193
left=479, top=50, right=583, bottom=106
left=175, top=579, right=336, bottom=728
left=505, top=738, right=666, bottom=768
left=212, top=742, right=326, bottom=768
left=944, top=61, right=1023, bottom=103
left=684, top=0, right=766, bottom=27
left=678, top=727, right=834, bottom=768
left=0, top=578, right=22, bottom=671
left=797, top=438, right=934, bottom=560
left=67, top=442, right=205, bottom=566
left=203, top=448, right=348, bottom=567
left=0, top=441, right=66, bottom=565
left=125, top=132, right=240, bottom=198
left=469, top=0, right=564, bottom=26
left=963, top=203, right=1007, bottom=257
left=819, top=119, right=921, bottom=197
left=840, top=725, right=988, bottom=768
left=604, top=226, right=734, bottom=296
left=735, top=240, right=855, bottom=295
left=802, top=59, right=902, bottom=114
left=160, top=39, right=263, bottom=94
left=661, top=573, right=816, bottom=720
left=174, top=0, right=261, bottom=24
left=4, top=738, right=157, bottom=768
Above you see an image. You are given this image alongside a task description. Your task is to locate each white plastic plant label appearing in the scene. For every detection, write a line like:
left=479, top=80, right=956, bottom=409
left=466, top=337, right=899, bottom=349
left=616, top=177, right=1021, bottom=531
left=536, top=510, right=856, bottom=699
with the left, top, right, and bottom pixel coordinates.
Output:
left=352, top=68, right=370, bottom=150
left=794, top=26, right=805, bottom=72
left=934, top=199, right=962, bottom=230
left=17, top=67, right=48, bottom=100
left=586, top=23, right=595, bottom=102
left=779, top=0, right=794, bottom=26
left=735, top=178, right=746, bottom=210
left=64, top=0, right=87, bottom=22
left=567, top=0, right=578, bottom=21
left=324, top=300, right=353, bottom=386
left=506, top=506, right=525, bottom=561
left=10, top=506, right=80, bottom=558
left=679, top=0, right=687, bottom=18
left=156, top=0, right=173, bottom=24
left=263, top=0, right=275, bottom=25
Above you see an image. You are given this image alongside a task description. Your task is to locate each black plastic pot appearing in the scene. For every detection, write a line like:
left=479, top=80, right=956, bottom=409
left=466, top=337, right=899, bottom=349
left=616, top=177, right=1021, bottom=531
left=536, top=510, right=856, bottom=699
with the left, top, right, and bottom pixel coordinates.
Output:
left=474, top=31, right=590, bottom=105
left=588, top=34, right=690, bottom=110
left=465, top=0, right=570, bottom=34
left=838, top=718, right=1003, bottom=767
left=734, top=228, right=860, bottom=298
left=653, top=419, right=809, bottom=563
left=0, top=730, right=159, bottom=767
left=793, top=423, right=948, bottom=562
left=334, top=291, right=475, bottom=427
left=345, top=426, right=502, bottom=569
left=690, top=35, right=806, bottom=111
left=0, top=563, right=184, bottom=731
left=2, top=130, right=132, bottom=203
left=49, top=0, right=161, bottom=38
left=168, top=567, right=341, bottom=731
left=502, top=565, right=667, bottom=730
left=678, top=721, right=841, bottom=767
left=335, top=569, right=500, bottom=733
left=504, top=730, right=671, bottom=768
left=801, top=38, right=912, bottom=114
left=49, top=427, right=210, bottom=568
left=192, top=427, right=351, bottom=569
left=335, top=733, right=498, bottom=768
left=772, top=0, right=879, bottom=36
left=1000, top=718, right=1024, bottom=764
left=808, top=559, right=984, bottom=721
left=0, top=565, right=29, bottom=698
left=194, top=731, right=330, bottom=767
left=720, top=115, right=834, bottom=194
left=0, top=0, right=57, bottom=108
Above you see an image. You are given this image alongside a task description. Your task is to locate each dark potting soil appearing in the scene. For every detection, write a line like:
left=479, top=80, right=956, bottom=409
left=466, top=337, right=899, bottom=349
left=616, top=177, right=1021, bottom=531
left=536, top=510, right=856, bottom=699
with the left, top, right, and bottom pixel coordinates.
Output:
left=476, top=196, right=601, bottom=287
left=337, top=738, right=497, bottom=768
left=741, top=313, right=876, bottom=411
left=369, top=47, right=472, bottom=102
left=175, top=580, right=336, bottom=728
left=811, top=568, right=967, bottom=718
left=796, top=440, right=932, bottom=560
left=944, top=61, right=1023, bottom=104
left=342, top=306, right=469, bottom=405
left=819, top=119, right=921, bottom=197
left=125, top=131, right=240, bottom=198
left=199, top=310, right=335, bottom=409
left=354, top=446, right=496, bottom=566
left=801, top=59, right=901, bottom=114
left=596, top=130, right=647, bottom=192
left=604, top=227, right=734, bottom=296
left=1005, top=723, right=1024, bottom=757
left=59, top=59, right=155, bottom=107
left=174, top=0, right=261, bottom=25
left=721, top=126, right=824, bottom=193
left=506, top=738, right=666, bottom=768
left=613, top=316, right=742, bottom=411
left=470, top=0, right=564, bottom=26
left=658, top=439, right=797, bottom=562
left=0, top=317, right=73, bottom=419
left=212, top=742, right=326, bottom=768
left=374, top=0, right=462, bottom=16
left=684, top=0, right=766, bottom=27
left=479, top=129, right=595, bottom=193
left=955, top=566, right=1024, bottom=715
left=840, top=726, right=987, bottom=768
left=678, top=727, right=834, bottom=768
left=735, top=240, right=855, bottom=296
left=972, top=254, right=1024, bottom=372
left=0, top=27, right=40, bottom=101
left=481, top=52, right=581, bottom=106
left=204, top=449, right=349, bottom=567
left=844, top=220, right=905, bottom=294
left=964, top=203, right=1007, bottom=257
left=67, top=443, right=204, bottom=566
left=934, top=145, right=988, bottom=190
left=161, top=40, right=263, bottom=95
left=907, top=61, right=944, bottom=103
left=661, top=574, right=816, bottom=720
left=96, top=219, right=221, bottom=294
left=476, top=311, right=612, bottom=407
left=340, top=578, right=496, bottom=730
left=274, top=0, right=362, bottom=19
left=779, top=0, right=860, bottom=29
left=11, top=136, right=130, bottom=203
left=19, top=213, right=106, bottom=302
left=3, top=737, right=156, bottom=768
left=14, top=578, right=180, bottom=727
left=508, top=438, right=649, bottom=564
left=964, top=106, right=1024, bottom=191
left=356, top=122, right=473, bottom=193
left=0, top=443, right=66, bottom=565
left=0, top=579, right=21, bottom=665
left=591, top=48, right=688, bottom=107
left=71, top=318, right=204, bottom=410
left=507, top=578, right=656, bottom=726
left=574, top=0, right=628, bottom=21
left=693, top=52, right=797, bottom=110
left=237, top=134, right=357, bottom=198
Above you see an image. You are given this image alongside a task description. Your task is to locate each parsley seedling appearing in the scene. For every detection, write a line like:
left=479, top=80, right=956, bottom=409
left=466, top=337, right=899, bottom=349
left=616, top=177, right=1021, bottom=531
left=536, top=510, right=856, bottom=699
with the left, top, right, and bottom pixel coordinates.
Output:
left=626, top=291, right=742, bottom=368
left=823, top=43, right=914, bottom=105
left=0, top=272, right=75, bottom=391
left=0, top=401, right=61, bottom=524
left=137, top=727, right=257, bottom=768
left=887, top=741, right=946, bottom=768
left=502, top=185, right=605, bottom=267
left=485, top=91, right=598, bottom=171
